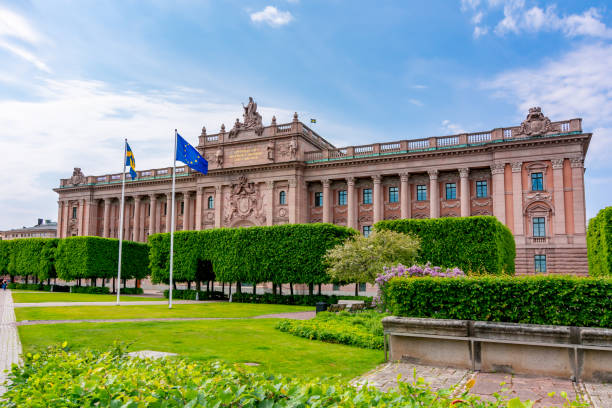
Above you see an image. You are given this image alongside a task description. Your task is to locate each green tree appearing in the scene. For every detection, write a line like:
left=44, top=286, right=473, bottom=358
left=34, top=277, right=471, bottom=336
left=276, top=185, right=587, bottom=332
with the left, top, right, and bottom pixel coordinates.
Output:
left=325, top=229, right=420, bottom=287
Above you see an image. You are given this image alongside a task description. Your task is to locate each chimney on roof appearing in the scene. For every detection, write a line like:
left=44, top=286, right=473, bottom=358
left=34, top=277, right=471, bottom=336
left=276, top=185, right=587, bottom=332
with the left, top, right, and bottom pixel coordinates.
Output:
left=45, top=219, right=51, bottom=224
left=37, top=218, right=43, bottom=226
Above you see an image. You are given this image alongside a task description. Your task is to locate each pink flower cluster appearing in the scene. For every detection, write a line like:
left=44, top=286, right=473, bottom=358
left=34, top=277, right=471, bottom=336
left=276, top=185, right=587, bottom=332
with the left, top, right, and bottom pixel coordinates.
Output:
left=375, top=263, right=465, bottom=288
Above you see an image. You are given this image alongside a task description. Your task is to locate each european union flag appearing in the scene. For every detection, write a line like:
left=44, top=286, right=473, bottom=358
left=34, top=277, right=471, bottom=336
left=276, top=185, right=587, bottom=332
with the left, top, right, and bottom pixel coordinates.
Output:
left=176, top=133, right=208, bottom=174
left=125, top=142, right=137, bottom=180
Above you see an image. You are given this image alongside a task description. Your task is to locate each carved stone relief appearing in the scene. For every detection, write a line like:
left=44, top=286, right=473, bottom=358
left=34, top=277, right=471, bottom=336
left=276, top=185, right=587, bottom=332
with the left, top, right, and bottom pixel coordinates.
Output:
left=516, top=107, right=555, bottom=137
left=223, top=175, right=266, bottom=226
left=70, top=168, right=86, bottom=186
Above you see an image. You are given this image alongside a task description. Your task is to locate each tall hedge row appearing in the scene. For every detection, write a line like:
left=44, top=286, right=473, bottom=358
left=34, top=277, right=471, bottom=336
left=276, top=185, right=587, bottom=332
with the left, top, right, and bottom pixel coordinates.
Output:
left=375, top=216, right=515, bottom=275
left=55, top=236, right=149, bottom=281
left=4, top=238, right=58, bottom=281
left=149, top=224, right=357, bottom=285
left=382, top=275, right=612, bottom=328
left=587, top=207, right=612, bottom=277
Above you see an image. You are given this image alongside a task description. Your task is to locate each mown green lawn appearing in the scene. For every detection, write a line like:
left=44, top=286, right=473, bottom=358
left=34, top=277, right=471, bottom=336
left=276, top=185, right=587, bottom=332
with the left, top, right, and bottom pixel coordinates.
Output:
left=11, top=290, right=160, bottom=303
left=15, top=303, right=313, bottom=321
left=18, top=319, right=383, bottom=379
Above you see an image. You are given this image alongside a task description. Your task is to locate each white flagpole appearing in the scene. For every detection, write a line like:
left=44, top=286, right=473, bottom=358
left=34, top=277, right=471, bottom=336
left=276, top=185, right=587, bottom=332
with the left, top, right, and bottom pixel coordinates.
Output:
left=116, top=139, right=127, bottom=306
left=169, top=130, right=178, bottom=309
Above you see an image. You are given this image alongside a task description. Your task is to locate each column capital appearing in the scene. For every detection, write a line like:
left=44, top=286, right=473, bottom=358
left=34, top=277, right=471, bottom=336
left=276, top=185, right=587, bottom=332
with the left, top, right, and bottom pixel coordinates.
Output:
left=490, top=162, right=505, bottom=175
left=511, top=161, right=523, bottom=173
left=150, top=194, right=158, bottom=201
left=133, top=195, right=142, bottom=202
left=266, top=180, right=275, bottom=189
left=166, top=192, right=172, bottom=198
left=551, top=158, right=564, bottom=169
left=322, top=178, right=330, bottom=188
left=346, top=176, right=355, bottom=186
left=458, top=168, right=470, bottom=178
left=288, top=178, right=297, bottom=188
left=400, top=172, right=410, bottom=182
left=372, top=175, right=382, bottom=184
left=103, top=197, right=113, bottom=203
left=570, top=156, right=584, bottom=168
left=427, top=169, right=438, bottom=180
left=215, top=184, right=223, bottom=192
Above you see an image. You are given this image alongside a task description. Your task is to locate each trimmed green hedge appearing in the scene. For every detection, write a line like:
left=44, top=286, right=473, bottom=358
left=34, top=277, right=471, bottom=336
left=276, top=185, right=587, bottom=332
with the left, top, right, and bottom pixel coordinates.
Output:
left=382, top=275, right=612, bottom=328
left=5, top=238, right=58, bottom=281
left=0, top=240, right=10, bottom=275
left=56, top=237, right=149, bottom=282
left=6, top=283, right=70, bottom=292
left=149, top=224, right=357, bottom=286
left=162, top=289, right=226, bottom=300
left=231, top=293, right=372, bottom=306
left=375, top=216, right=515, bottom=275
left=587, top=207, right=612, bottom=277
left=120, top=287, right=144, bottom=295
left=70, top=286, right=110, bottom=294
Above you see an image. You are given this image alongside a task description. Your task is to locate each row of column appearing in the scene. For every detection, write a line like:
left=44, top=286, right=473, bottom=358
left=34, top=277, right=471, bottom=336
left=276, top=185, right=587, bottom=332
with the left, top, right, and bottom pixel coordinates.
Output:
left=318, top=168, right=473, bottom=229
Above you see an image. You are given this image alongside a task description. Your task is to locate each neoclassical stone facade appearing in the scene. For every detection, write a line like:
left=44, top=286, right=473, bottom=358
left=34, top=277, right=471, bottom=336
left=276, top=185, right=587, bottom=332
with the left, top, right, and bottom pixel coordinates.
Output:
left=55, top=102, right=591, bottom=275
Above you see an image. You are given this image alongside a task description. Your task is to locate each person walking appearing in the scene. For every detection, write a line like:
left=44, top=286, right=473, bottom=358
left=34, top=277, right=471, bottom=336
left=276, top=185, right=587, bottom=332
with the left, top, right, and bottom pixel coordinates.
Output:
left=1, top=279, right=7, bottom=291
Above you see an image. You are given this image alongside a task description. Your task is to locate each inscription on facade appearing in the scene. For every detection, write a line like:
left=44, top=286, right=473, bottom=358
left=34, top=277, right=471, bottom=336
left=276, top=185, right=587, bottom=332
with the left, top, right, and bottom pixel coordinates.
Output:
left=228, top=147, right=264, bottom=163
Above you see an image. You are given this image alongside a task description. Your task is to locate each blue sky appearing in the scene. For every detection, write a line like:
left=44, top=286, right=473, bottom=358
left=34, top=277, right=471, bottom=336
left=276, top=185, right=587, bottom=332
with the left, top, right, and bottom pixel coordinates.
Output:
left=0, top=0, right=610, bottom=228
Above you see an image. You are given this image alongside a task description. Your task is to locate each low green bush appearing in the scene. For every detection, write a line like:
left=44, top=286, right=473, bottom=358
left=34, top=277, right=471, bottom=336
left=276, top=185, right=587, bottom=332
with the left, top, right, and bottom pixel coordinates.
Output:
left=277, top=310, right=388, bottom=349
left=231, top=292, right=372, bottom=306
left=119, top=287, right=144, bottom=295
left=1, top=345, right=558, bottom=407
left=587, top=206, right=612, bottom=277
left=70, top=286, right=110, bottom=294
left=382, top=275, right=612, bottom=328
left=375, top=216, right=515, bottom=275
left=163, top=289, right=227, bottom=300
left=6, top=283, right=70, bottom=292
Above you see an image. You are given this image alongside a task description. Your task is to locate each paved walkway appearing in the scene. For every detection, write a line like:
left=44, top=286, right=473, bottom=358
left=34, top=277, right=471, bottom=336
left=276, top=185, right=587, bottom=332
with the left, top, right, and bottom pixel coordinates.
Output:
left=13, top=300, right=204, bottom=308
left=356, top=362, right=612, bottom=408
left=0, top=290, right=22, bottom=396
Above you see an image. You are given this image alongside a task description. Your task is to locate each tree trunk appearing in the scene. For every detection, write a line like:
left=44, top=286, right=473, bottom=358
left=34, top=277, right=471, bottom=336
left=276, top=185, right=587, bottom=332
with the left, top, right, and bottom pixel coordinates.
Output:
left=355, top=283, right=359, bottom=296
left=272, top=283, right=277, bottom=295
left=308, top=283, right=314, bottom=296
left=173, top=281, right=177, bottom=290
left=290, top=283, right=294, bottom=295
left=25, top=275, right=28, bottom=284
left=207, top=281, right=210, bottom=293
left=196, top=280, right=201, bottom=291
left=112, top=277, right=116, bottom=293
left=10, top=275, right=15, bottom=283
left=222, top=282, right=225, bottom=295
left=318, top=283, right=322, bottom=295
left=236, top=282, right=242, bottom=294
left=47, top=278, right=51, bottom=286
left=123, top=278, right=126, bottom=289
left=187, top=281, right=191, bottom=290
left=279, top=284, right=282, bottom=296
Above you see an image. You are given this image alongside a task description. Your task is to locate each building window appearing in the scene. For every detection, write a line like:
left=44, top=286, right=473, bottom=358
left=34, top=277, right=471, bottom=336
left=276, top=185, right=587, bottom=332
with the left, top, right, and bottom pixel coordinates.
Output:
left=363, top=188, right=372, bottom=204
left=363, top=225, right=372, bottom=237
left=279, top=191, right=286, bottom=205
left=533, top=217, right=546, bottom=237
left=72, top=207, right=77, bottom=219
left=476, top=180, right=488, bottom=198
left=417, top=185, right=427, bottom=201
left=338, top=190, right=347, bottom=206
left=314, top=192, right=323, bottom=207
left=445, top=183, right=457, bottom=200
left=534, top=255, right=547, bottom=273
left=207, top=196, right=214, bottom=209
left=332, top=283, right=340, bottom=291
left=531, top=172, right=544, bottom=191
left=389, top=186, right=399, bottom=203
left=359, top=283, right=366, bottom=292
left=180, top=201, right=184, bottom=215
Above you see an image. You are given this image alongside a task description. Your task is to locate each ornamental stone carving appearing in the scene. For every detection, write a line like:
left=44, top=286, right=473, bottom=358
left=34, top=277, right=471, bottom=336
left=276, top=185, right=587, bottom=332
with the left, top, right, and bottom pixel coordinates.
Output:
left=490, top=163, right=505, bottom=175
left=70, top=168, right=86, bottom=186
left=400, top=172, right=409, bottom=182
left=215, top=147, right=224, bottom=167
left=267, top=140, right=275, bottom=161
left=224, top=175, right=265, bottom=226
left=516, top=107, right=554, bottom=137
left=459, top=168, right=469, bottom=178
left=242, top=97, right=264, bottom=136
left=551, top=158, right=564, bottom=169
left=427, top=169, right=438, bottom=180
left=511, top=161, right=523, bottom=173
left=570, top=157, right=584, bottom=168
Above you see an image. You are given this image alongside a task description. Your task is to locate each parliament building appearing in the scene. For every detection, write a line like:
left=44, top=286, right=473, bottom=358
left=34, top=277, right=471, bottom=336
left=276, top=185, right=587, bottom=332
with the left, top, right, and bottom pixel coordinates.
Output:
left=55, top=99, right=591, bottom=275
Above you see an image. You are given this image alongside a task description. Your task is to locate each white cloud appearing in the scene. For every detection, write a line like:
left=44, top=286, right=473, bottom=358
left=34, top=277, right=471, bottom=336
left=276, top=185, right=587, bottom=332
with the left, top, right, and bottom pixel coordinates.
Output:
left=408, top=98, right=423, bottom=107
left=250, top=6, right=293, bottom=27
left=441, top=119, right=465, bottom=134
left=461, top=1, right=612, bottom=39
left=0, top=6, right=49, bottom=71
left=0, top=39, right=50, bottom=72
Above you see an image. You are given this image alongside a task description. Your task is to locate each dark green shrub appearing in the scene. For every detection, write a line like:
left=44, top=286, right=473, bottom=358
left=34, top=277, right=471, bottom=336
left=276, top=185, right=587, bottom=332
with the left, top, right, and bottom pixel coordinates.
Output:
left=0, top=240, right=11, bottom=275
left=149, top=224, right=357, bottom=286
left=587, top=207, right=612, bottom=277
left=56, top=237, right=149, bottom=282
left=230, top=293, right=372, bottom=306
left=6, top=283, right=70, bottom=292
left=382, top=275, right=612, bottom=327
left=163, top=289, right=227, bottom=300
left=71, top=286, right=110, bottom=294
left=4, top=238, right=58, bottom=282
left=120, top=287, right=144, bottom=295
left=375, top=216, right=515, bottom=275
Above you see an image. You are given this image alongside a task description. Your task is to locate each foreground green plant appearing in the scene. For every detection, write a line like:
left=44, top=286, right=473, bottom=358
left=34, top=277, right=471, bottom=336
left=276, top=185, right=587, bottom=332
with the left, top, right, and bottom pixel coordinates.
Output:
left=277, top=310, right=388, bottom=350
left=3, top=344, right=580, bottom=407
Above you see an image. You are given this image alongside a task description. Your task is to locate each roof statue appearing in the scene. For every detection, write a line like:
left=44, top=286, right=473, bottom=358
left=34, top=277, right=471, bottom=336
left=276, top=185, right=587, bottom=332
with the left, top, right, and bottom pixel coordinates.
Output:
left=229, top=97, right=264, bottom=137
left=517, top=107, right=554, bottom=137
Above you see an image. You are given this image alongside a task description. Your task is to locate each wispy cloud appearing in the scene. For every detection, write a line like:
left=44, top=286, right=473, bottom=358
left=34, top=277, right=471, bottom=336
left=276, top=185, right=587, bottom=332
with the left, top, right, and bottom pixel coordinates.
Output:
left=441, top=119, right=465, bottom=134
left=250, top=6, right=294, bottom=27
left=0, top=6, right=49, bottom=71
left=408, top=98, right=423, bottom=107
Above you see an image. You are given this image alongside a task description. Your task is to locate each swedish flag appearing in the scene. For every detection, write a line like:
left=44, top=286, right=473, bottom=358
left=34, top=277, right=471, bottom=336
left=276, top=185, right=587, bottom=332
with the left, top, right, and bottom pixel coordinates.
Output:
left=125, top=142, right=137, bottom=180
left=176, top=133, right=208, bottom=174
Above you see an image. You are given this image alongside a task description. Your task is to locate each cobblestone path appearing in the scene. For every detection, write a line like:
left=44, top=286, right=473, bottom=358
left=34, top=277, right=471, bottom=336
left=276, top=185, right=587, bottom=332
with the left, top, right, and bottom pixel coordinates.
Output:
left=0, top=290, right=22, bottom=396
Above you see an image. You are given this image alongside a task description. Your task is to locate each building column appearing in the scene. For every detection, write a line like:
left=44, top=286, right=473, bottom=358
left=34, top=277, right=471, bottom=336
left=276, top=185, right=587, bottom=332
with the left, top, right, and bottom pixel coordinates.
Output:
left=84, top=199, right=94, bottom=236
left=491, top=163, right=506, bottom=225
left=288, top=178, right=297, bottom=224
left=511, top=162, right=524, bottom=236
left=400, top=172, right=410, bottom=219
left=103, top=198, right=111, bottom=237
left=133, top=196, right=141, bottom=241
left=57, top=201, right=64, bottom=238
left=570, top=157, right=586, bottom=235
left=123, top=199, right=131, bottom=239
left=214, top=185, right=223, bottom=228
left=428, top=169, right=439, bottom=219
left=347, top=177, right=356, bottom=229
left=165, top=193, right=172, bottom=233
left=373, top=175, right=382, bottom=223
left=551, top=158, right=566, bottom=236
left=322, top=179, right=331, bottom=223
left=195, top=188, right=203, bottom=230
left=150, top=195, right=158, bottom=235
left=183, top=192, right=191, bottom=231
left=63, top=201, right=70, bottom=237
left=266, top=181, right=274, bottom=226
left=459, top=168, right=470, bottom=217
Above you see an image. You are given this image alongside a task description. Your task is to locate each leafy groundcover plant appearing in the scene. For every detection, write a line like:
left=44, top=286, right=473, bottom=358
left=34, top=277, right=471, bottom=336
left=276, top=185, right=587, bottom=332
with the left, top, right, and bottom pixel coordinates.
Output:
left=2, top=344, right=576, bottom=408
left=277, top=310, right=388, bottom=350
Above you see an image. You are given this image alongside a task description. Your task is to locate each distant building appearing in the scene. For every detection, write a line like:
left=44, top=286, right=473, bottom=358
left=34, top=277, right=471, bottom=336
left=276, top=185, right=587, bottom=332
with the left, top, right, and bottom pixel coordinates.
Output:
left=54, top=100, right=590, bottom=275
left=1, top=219, right=58, bottom=240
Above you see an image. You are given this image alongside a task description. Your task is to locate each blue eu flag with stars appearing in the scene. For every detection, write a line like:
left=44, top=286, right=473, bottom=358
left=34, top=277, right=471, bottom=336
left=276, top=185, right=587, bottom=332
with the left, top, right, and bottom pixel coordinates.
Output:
left=176, top=133, right=208, bottom=175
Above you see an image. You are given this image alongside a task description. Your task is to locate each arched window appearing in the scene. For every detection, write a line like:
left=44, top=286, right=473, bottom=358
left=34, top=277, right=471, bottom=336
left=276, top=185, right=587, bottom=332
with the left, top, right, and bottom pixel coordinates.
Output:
left=279, top=191, right=287, bottom=205
left=207, top=196, right=214, bottom=209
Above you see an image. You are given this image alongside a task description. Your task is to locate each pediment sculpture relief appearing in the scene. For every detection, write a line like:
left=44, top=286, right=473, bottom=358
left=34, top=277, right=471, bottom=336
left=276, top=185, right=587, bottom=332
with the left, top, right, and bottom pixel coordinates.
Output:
left=228, top=97, right=264, bottom=137
left=516, top=107, right=555, bottom=137
left=70, top=168, right=86, bottom=186
left=224, top=175, right=266, bottom=226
